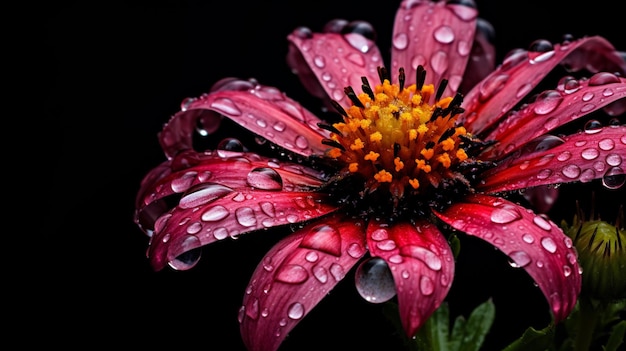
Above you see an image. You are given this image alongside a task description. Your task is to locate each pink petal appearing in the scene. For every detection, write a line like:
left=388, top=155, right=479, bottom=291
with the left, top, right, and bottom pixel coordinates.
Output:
left=481, top=73, right=626, bottom=159
left=287, top=31, right=383, bottom=108
left=457, top=18, right=496, bottom=95
left=239, top=214, right=367, bottom=351
left=478, top=125, right=626, bottom=193
left=433, top=193, right=581, bottom=323
left=159, top=79, right=331, bottom=158
left=135, top=149, right=326, bottom=222
left=391, top=0, right=478, bottom=97
left=462, top=36, right=626, bottom=135
left=147, top=190, right=338, bottom=271
left=366, top=219, right=455, bottom=337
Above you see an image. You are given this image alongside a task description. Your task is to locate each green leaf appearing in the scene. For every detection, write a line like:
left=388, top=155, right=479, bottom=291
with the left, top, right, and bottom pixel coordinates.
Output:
left=502, top=324, right=555, bottom=351
left=457, top=298, right=496, bottom=351
left=604, top=320, right=626, bottom=351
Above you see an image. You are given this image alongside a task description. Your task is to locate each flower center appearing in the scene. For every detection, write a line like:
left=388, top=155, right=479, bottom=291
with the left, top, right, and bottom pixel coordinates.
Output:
left=321, top=67, right=474, bottom=217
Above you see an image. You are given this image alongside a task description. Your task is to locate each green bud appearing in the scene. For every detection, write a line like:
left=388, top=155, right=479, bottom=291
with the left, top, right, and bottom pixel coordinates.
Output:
left=561, top=203, right=626, bottom=301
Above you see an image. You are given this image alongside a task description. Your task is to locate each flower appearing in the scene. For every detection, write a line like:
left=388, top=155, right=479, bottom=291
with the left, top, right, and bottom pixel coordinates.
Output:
left=133, top=1, right=626, bottom=350
left=562, top=195, right=626, bottom=301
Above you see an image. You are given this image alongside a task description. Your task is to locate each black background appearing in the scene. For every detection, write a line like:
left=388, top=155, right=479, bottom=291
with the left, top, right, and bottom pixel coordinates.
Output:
left=39, top=1, right=624, bottom=350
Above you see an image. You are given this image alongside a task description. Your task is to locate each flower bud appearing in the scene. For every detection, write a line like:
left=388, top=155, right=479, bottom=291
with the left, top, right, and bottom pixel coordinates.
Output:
left=562, top=203, right=625, bottom=301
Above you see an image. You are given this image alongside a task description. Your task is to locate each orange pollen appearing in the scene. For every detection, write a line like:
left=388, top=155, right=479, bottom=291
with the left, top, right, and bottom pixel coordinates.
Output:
left=324, top=72, right=472, bottom=196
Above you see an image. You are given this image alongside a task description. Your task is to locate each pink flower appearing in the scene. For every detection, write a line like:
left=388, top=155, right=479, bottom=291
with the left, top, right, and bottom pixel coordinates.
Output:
left=133, top=1, right=626, bottom=350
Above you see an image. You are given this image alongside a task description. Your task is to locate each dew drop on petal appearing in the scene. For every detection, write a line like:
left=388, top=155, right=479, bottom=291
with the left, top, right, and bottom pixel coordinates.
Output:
left=329, top=262, right=346, bottom=281
left=201, top=205, right=230, bottom=222
left=581, top=148, right=599, bottom=160
left=561, top=164, right=581, bottom=179
left=404, top=246, right=442, bottom=271
left=522, top=233, right=535, bottom=244
left=532, top=90, right=563, bottom=115
left=419, top=276, right=435, bottom=295
left=563, top=265, right=572, bottom=277
left=583, top=119, right=603, bottom=134
left=490, top=207, right=522, bottom=224
left=312, top=265, right=329, bottom=284
left=168, top=236, right=202, bottom=271
left=354, top=257, right=396, bottom=303
left=433, top=25, right=454, bottom=44
left=247, top=167, right=283, bottom=190
left=275, top=264, right=309, bottom=284
left=540, top=237, right=557, bottom=253
left=235, top=206, right=257, bottom=227
left=533, top=215, right=553, bottom=231
left=287, top=302, right=305, bottom=320
left=508, top=250, right=531, bottom=268
left=210, top=97, right=242, bottom=116
left=602, top=166, right=625, bottom=189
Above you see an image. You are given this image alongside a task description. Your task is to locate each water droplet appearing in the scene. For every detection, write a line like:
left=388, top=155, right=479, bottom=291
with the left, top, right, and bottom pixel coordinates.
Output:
left=392, top=32, right=408, bottom=50
left=329, top=262, right=345, bottom=281
left=522, top=233, right=535, bottom=244
left=581, top=148, right=599, bottom=160
left=430, top=50, right=449, bottom=75
left=235, top=206, right=257, bottom=227
left=404, top=246, right=442, bottom=271
left=245, top=298, right=260, bottom=320
left=508, top=250, right=531, bottom=268
left=210, top=97, right=242, bottom=116
left=294, top=135, right=309, bottom=150
left=598, top=138, right=615, bottom=151
left=355, top=257, right=396, bottom=303
left=305, top=251, right=319, bottom=263
left=275, top=264, right=309, bottom=284
left=179, top=183, right=233, bottom=209
left=376, top=239, right=397, bottom=251
left=287, top=302, right=305, bottom=320
left=583, top=119, right=603, bottom=134
left=347, top=242, right=366, bottom=258
left=433, top=25, right=454, bottom=44
left=532, top=90, right=563, bottom=115
left=533, top=215, right=553, bottom=231
left=300, top=224, right=342, bottom=256
left=540, top=237, right=557, bottom=253
left=556, top=151, right=572, bottom=161
left=602, top=166, right=625, bottom=189
left=371, top=228, right=389, bottom=241
left=563, top=265, right=572, bottom=277
left=490, top=207, right=522, bottom=224
left=201, top=205, right=229, bottom=222
left=606, top=153, right=623, bottom=167
left=419, top=276, right=435, bottom=295
left=312, top=265, right=329, bottom=283
left=247, top=167, right=283, bottom=190
left=561, top=164, right=581, bottom=179
left=168, top=236, right=202, bottom=270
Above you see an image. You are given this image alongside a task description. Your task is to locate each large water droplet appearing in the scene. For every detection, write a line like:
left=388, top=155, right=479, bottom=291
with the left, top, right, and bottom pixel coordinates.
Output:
left=354, top=257, right=396, bottom=303
left=508, top=250, right=531, bottom=268
left=490, top=207, right=522, bottom=224
left=168, top=236, right=202, bottom=270
left=300, top=224, right=342, bottom=256
left=247, top=167, right=283, bottom=190
left=275, top=264, right=309, bottom=284
left=602, top=166, right=625, bottom=189
left=540, top=237, right=557, bottom=253
left=287, top=302, right=305, bottom=319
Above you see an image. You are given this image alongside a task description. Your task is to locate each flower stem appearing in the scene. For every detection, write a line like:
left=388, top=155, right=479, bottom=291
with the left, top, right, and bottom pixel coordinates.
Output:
left=573, top=296, right=598, bottom=351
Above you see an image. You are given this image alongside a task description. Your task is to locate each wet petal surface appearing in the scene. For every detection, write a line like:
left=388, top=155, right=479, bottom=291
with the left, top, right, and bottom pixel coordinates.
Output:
left=239, top=214, right=367, bottom=351
left=391, top=0, right=478, bottom=97
left=147, top=190, right=338, bottom=271
left=479, top=125, right=626, bottom=193
left=462, top=36, right=626, bottom=135
left=366, top=219, right=454, bottom=336
left=433, top=193, right=582, bottom=322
